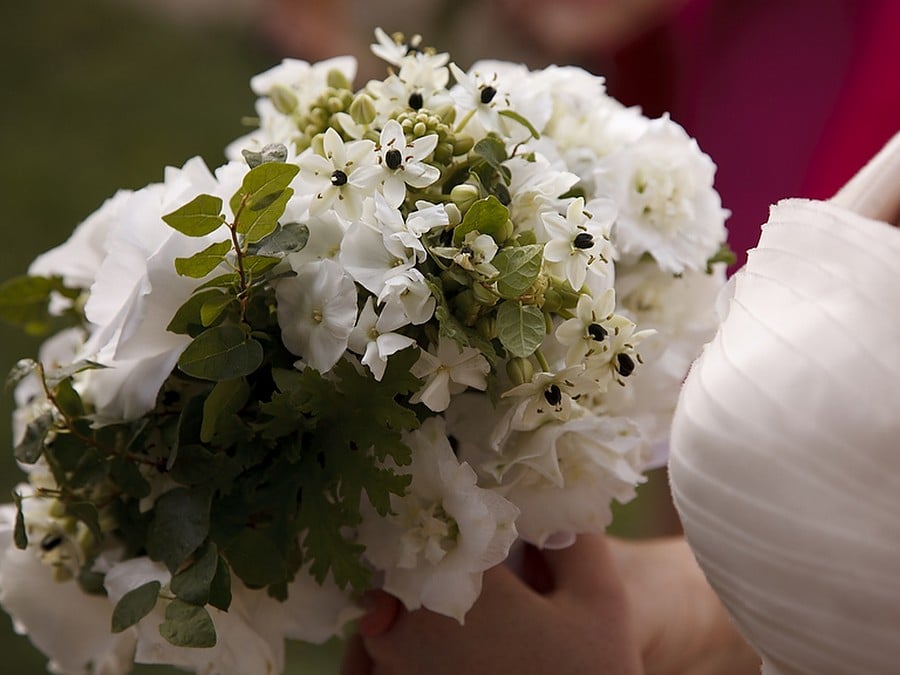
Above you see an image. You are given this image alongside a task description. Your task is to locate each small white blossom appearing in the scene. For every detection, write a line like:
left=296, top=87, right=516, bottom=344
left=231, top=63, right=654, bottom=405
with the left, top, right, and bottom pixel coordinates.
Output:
left=358, top=418, right=518, bottom=623
left=432, top=230, right=499, bottom=279
left=349, top=297, right=416, bottom=381
left=275, top=258, right=358, bottom=373
left=542, top=197, right=616, bottom=291
left=555, top=289, right=618, bottom=366
left=498, top=365, right=593, bottom=434
left=378, top=268, right=436, bottom=326
left=410, top=338, right=491, bottom=412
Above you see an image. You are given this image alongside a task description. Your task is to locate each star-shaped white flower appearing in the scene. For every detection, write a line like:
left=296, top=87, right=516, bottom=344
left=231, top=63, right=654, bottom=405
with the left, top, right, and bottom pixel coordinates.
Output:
left=555, top=289, right=618, bottom=366
left=349, top=297, right=416, bottom=381
left=353, top=120, right=440, bottom=207
left=410, top=337, right=491, bottom=412
left=432, top=230, right=499, bottom=279
left=296, top=127, right=377, bottom=222
left=542, top=197, right=616, bottom=290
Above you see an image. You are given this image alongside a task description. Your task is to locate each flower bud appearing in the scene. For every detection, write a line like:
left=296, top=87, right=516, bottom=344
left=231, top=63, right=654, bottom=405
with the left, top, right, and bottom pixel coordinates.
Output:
left=350, top=93, right=377, bottom=126
left=435, top=103, right=457, bottom=125
left=506, top=357, right=534, bottom=385
left=476, top=315, right=497, bottom=340
left=326, top=68, right=352, bottom=91
left=453, top=289, right=480, bottom=325
left=452, top=135, right=474, bottom=155
left=542, top=287, right=562, bottom=313
left=471, top=283, right=498, bottom=307
left=451, top=183, right=480, bottom=212
left=269, top=84, right=298, bottom=115
left=444, top=203, right=462, bottom=226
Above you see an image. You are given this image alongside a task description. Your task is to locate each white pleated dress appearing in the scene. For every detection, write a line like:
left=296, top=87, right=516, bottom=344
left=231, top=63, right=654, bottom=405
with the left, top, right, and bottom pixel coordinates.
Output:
left=669, top=133, right=900, bottom=675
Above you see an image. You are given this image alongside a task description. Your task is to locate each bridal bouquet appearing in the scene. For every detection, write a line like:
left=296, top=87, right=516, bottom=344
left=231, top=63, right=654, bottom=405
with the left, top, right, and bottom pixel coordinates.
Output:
left=0, top=30, right=729, bottom=675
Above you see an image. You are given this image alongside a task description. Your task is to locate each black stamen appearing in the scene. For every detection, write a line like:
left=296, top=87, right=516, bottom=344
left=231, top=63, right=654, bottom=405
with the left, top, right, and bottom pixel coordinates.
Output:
left=385, top=148, right=403, bottom=170
left=330, top=169, right=348, bottom=186
left=573, top=232, right=594, bottom=249
left=480, top=86, right=497, bottom=104
left=543, top=384, right=563, bottom=407
left=408, top=92, right=424, bottom=110
left=616, top=353, right=636, bottom=377
left=588, top=323, right=607, bottom=342
left=40, top=534, right=63, bottom=552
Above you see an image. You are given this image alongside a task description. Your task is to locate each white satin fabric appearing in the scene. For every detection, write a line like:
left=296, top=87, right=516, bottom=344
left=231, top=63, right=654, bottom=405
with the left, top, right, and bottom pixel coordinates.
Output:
left=669, top=133, right=900, bottom=675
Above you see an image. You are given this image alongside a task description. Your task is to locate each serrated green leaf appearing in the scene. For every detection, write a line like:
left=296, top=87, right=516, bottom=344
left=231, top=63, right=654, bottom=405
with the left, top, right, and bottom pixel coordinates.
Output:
left=147, top=487, right=211, bottom=573
left=111, top=580, right=161, bottom=633
left=13, top=493, right=27, bottom=549
left=0, top=275, right=74, bottom=334
left=453, top=195, right=509, bottom=246
left=14, top=412, right=52, bottom=464
left=178, top=325, right=264, bottom=381
left=201, top=378, right=250, bottom=443
left=225, top=528, right=287, bottom=588
left=167, top=289, right=230, bottom=336
left=174, top=240, right=232, bottom=278
left=162, top=194, right=226, bottom=237
left=109, top=456, right=151, bottom=499
left=496, top=301, right=546, bottom=358
left=493, top=244, right=545, bottom=299
left=159, top=599, right=217, bottom=648
left=498, top=109, right=540, bottom=139
left=299, top=485, right=369, bottom=590
left=208, top=557, right=232, bottom=611
left=254, top=222, right=309, bottom=256
left=171, top=541, right=218, bottom=605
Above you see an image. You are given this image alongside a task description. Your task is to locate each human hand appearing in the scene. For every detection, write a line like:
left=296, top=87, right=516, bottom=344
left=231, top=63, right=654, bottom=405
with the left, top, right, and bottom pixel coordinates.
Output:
left=341, top=534, right=642, bottom=675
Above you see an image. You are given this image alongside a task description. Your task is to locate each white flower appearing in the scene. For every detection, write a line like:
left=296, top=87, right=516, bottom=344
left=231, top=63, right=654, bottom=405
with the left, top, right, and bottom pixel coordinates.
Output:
left=358, top=418, right=518, bottom=623
left=596, top=115, right=728, bottom=273
left=352, top=120, right=440, bottom=207
left=494, top=413, right=646, bottom=547
left=0, top=503, right=136, bottom=675
left=296, top=127, right=377, bottom=222
left=409, top=337, right=491, bottom=412
left=505, top=154, right=579, bottom=239
left=432, top=230, right=499, bottom=279
left=555, top=289, right=619, bottom=366
left=371, top=28, right=449, bottom=73
left=498, top=365, right=593, bottom=434
left=542, top=197, right=616, bottom=291
left=378, top=268, right=436, bottom=326
left=275, top=258, right=358, bottom=373
left=349, top=297, right=416, bottom=381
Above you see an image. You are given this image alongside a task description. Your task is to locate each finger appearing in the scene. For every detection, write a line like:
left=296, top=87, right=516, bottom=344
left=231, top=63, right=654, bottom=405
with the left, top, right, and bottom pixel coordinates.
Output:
left=540, top=533, right=623, bottom=599
left=359, top=590, right=403, bottom=637
left=340, top=633, right=372, bottom=675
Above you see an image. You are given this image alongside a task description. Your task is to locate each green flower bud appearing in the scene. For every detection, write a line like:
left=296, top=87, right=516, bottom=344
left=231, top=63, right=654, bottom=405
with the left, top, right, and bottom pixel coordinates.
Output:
left=350, top=93, right=377, bottom=126
left=453, top=289, right=480, bottom=326
left=434, top=141, right=454, bottom=165
left=542, top=287, right=562, bottom=313
left=451, top=183, right=480, bottom=212
left=309, top=133, right=326, bottom=156
left=496, top=218, right=515, bottom=244
left=269, top=84, right=298, bottom=115
left=452, top=135, right=474, bottom=155
left=476, top=315, right=497, bottom=340
left=435, top=104, right=457, bottom=125
left=472, top=283, right=498, bottom=307
left=506, top=357, right=534, bottom=386
left=326, top=68, right=352, bottom=91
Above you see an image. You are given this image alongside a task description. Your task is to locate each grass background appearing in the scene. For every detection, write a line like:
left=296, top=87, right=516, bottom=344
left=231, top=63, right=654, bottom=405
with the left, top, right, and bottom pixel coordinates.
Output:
left=0, top=3, right=674, bottom=671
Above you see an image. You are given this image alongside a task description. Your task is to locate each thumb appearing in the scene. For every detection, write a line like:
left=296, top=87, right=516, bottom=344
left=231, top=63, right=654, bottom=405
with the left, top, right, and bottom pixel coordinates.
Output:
left=540, top=533, right=623, bottom=599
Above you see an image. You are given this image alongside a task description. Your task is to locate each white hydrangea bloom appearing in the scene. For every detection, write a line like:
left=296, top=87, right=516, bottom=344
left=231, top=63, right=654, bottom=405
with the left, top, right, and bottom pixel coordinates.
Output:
left=275, top=258, right=358, bottom=373
left=358, top=418, right=519, bottom=623
left=596, top=115, right=728, bottom=273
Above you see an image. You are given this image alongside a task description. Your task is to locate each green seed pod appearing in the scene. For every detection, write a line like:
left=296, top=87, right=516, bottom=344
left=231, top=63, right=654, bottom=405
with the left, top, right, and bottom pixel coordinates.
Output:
left=506, top=357, right=534, bottom=386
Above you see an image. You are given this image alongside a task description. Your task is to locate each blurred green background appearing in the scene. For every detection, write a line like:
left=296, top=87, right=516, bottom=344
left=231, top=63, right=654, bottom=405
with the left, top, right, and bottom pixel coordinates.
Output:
left=0, top=2, right=673, bottom=672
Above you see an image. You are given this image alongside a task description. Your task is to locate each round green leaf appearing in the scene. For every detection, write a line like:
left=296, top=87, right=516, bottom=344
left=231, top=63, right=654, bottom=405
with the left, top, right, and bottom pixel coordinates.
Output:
left=496, top=301, right=546, bottom=358
left=159, top=599, right=217, bottom=648
left=178, top=325, right=264, bottom=381
left=111, top=580, right=161, bottom=633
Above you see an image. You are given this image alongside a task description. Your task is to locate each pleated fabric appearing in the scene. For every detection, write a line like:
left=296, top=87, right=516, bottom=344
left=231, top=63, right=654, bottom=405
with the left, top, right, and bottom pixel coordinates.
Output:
left=669, top=197, right=900, bottom=675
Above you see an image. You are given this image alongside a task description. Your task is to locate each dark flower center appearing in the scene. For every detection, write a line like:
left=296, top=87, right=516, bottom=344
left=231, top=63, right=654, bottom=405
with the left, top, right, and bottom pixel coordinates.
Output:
left=40, top=534, right=63, bottom=551
left=543, top=384, right=563, bottom=407
left=573, top=232, right=595, bottom=249
left=588, top=323, right=607, bottom=342
left=408, top=92, right=424, bottom=110
left=480, top=86, right=497, bottom=104
left=330, top=169, right=348, bottom=186
left=385, top=148, right=403, bottom=170
left=616, top=353, right=636, bottom=377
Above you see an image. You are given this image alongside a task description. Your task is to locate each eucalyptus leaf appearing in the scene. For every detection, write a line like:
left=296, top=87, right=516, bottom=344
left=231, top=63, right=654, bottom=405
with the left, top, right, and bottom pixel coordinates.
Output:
left=452, top=195, right=509, bottom=246
left=111, top=580, right=161, bottom=633
left=162, top=194, right=226, bottom=237
left=493, top=244, right=544, bottom=299
left=201, top=378, right=250, bottom=443
left=238, top=189, right=293, bottom=244
left=174, top=240, right=232, bottom=278
left=242, top=254, right=282, bottom=276
left=177, top=325, right=264, bottom=381
left=66, top=501, right=103, bottom=543
left=496, top=301, right=546, bottom=358
left=171, top=541, right=218, bottom=605
left=53, top=378, right=85, bottom=419
left=199, top=295, right=233, bottom=328
left=0, top=275, right=72, bottom=334
left=109, top=456, right=151, bottom=499
left=13, top=493, right=27, bottom=550
left=14, top=412, right=52, bottom=464
left=230, top=162, right=299, bottom=227
left=168, top=289, right=229, bottom=336
left=159, top=599, right=217, bottom=648
left=254, top=222, right=309, bottom=256
left=146, top=487, right=211, bottom=573
left=208, top=557, right=232, bottom=611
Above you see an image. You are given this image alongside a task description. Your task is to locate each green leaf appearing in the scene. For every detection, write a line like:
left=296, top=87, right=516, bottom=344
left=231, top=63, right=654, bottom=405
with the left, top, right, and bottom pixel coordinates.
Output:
left=43, top=360, right=107, bottom=389
left=66, top=501, right=103, bottom=543
left=178, top=325, right=264, bottom=381
left=168, top=444, right=242, bottom=491
left=13, top=493, right=27, bottom=549
left=0, top=275, right=75, bottom=334
left=109, top=456, right=151, bottom=499
left=300, top=485, right=369, bottom=590
left=69, top=447, right=109, bottom=488
left=496, top=301, right=546, bottom=358
left=171, top=541, right=219, bottom=605
left=53, top=378, right=85, bottom=418
left=147, top=487, right=211, bottom=573
left=242, top=255, right=282, bottom=276
left=453, top=195, right=510, bottom=246
left=493, top=244, right=545, bottom=299
left=159, top=599, right=217, bottom=648
left=199, top=294, right=233, bottom=328
left=225, top=528, right=287, bottom=588
left=174, top=240, right=232, bottom=278
left=424, top=275, right=500, bottom=364
left=498, top=109, right=540, bottom=139
left=208, top=557, right=232, bottom=611
left=167, top=289, right=230, bottom=336
left=239, top=189, right=294, bottom=244
left=231, top=163, right=299, bottom=240
left=111, top=580, right=161, bottom=633
left=14, top=412, right=52, bottom=464
left=254, top=222, right=309, bottom=256
left=472, top=136, right=508, bottom=172
left=162, top=194, right=226, bottom=237
left=201, top=378, right=250, bottom=443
